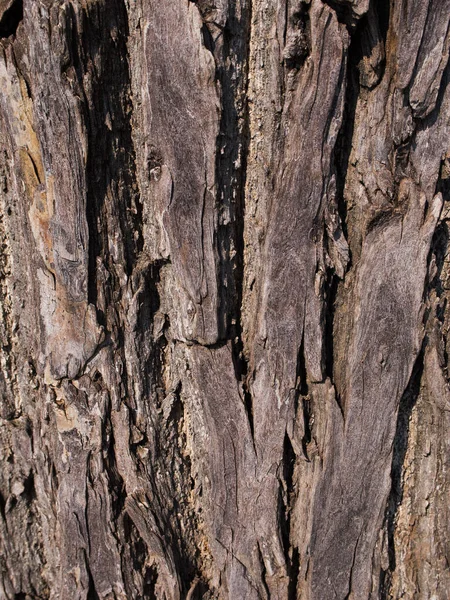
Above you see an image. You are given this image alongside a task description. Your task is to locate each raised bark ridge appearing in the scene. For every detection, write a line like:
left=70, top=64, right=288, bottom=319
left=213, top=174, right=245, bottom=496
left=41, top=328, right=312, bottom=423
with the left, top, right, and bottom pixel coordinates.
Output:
left=0, top=1, right=449, bottom=599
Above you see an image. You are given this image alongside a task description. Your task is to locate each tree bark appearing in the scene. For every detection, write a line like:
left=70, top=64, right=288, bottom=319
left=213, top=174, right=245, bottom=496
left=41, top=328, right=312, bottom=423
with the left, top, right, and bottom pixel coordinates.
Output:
left=0, top=0, right=449, bottom=598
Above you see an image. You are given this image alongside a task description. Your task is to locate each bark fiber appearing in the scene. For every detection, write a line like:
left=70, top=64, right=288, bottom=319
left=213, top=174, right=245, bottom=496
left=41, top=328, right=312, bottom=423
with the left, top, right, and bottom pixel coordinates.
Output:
left=0, top=0, right=449, bottom=598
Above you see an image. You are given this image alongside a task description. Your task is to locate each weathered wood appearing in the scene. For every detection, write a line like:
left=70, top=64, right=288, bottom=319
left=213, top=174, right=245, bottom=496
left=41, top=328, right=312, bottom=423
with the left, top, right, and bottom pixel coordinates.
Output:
left=0, top=0, right=449, bottom=598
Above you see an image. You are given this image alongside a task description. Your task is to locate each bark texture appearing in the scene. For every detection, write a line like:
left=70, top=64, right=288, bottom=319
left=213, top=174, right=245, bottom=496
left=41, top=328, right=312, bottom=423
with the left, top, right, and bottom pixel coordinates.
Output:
left=0, top=0, right=449, bottom=598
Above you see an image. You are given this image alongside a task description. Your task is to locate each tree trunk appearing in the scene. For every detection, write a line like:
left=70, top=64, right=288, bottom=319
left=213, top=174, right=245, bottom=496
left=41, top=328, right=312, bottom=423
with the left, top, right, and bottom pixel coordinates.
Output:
left=0, top=0, right=449, bottom=598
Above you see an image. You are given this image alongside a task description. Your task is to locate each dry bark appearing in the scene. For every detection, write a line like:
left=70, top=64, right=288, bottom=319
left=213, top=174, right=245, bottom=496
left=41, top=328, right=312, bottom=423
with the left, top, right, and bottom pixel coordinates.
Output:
left=0, top=0, right=449, bottom=598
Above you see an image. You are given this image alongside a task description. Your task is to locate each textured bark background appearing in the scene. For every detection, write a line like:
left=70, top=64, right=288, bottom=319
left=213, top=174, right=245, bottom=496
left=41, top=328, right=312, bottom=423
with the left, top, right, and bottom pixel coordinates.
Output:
left=0, top=0, right=449, bottom=598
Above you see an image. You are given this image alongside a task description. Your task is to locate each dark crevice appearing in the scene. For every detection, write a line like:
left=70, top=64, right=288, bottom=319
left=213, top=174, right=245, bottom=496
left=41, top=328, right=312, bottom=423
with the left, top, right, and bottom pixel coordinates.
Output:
left=61, top=3, right=83, bottom=78
left=0, top=490, right=5, bottom=521
left=333, top=9, right=360, bottom=242
left=132, top=258, right=169, bottom=399
left=377, top=0, right=391, bottom=51
left=83, top=0, right=140, bottom=308
left=122, top=514, right=159, bottom=598
left=296, top=334, right=309, bottom=397
left=22, top=471, right=35, bottom=503
left=201, top=23, right=215, bottom=54
left=279, top=433, right=300, bottom=600
left=85, top=550, right=100, bottom=600
left=243, top=378, right=255, bottom=442
left=288, top=546, right=300, bottom=600
left=231, top=331, right=255, bottom=445
left=0, top=0, right=22, bottom=39
left=332, top=0, right=391, bottom=239
left=143, top=372, right=204, bottom=594
left=296, top=336, right=312, bottom=461
left=213, top=0, right=252, bottom=339
left=188, top=338, right=229, bottom=351
left=104, top=415, right=127, bottom=520
left=283, top=3, right=311, bottom=71
left=324, top=269, right=339, bottom=381
left=436, top=158, right=450, bottom=206
left=279, top=432, right=296, bottom=567
left=380, top=343, right=425, bottom=597
left=231, top=80, right=254, bottom=446
left=322, top=0, right=357, bottom=29
left=301, top=397, right=312, bottom=461
left=207, top=0, right=255, bottom=447
left=432, top=163, right=450, bottom=352
left=430, top=221, right=449, bottom=303
left=75, top=1, right=141, bottom=422
left=325, top=5, right=374, bottom=403
left=143, top=565, right=159, bottom=599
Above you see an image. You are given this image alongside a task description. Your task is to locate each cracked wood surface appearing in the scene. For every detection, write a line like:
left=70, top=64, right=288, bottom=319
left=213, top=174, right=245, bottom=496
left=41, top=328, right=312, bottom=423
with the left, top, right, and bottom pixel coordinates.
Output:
left=0, top=0, right=449, bottom=599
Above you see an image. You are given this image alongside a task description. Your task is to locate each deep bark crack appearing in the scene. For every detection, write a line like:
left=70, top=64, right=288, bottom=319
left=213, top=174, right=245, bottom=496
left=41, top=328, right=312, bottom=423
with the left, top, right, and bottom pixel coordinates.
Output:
left=0, top=0, right=22, bottom=39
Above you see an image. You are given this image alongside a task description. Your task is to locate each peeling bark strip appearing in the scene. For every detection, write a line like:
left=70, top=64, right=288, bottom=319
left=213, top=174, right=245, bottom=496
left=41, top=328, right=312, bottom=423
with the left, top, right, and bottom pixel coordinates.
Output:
left=0, top=0, right=449, bottom=599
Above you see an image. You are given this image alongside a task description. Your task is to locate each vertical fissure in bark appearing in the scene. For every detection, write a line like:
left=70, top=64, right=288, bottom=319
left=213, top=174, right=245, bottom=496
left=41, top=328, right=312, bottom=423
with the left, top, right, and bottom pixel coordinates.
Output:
left=234, top=0, right=255, bottom=448
left=103, top=412, right=127, bottom=520
left=433, top=165, right=450, bottom=377
left=321, top=0, right=356, bottom=28
left=122, top=513, right=159, bottom=597
left=323, top=270, right=339, bottom=382
left=380, top=344, right=425, bottom=596
left=0, top=0, right=22, bottom=38
left=133, top=259, right=168, bottom=399
left=143, top=565, right=159, bottom=599
left=332, top=6, right=366, bottom=243
left=203, top=0, right=256, bottom=443
left=283, top=2, right=311, bottom=72
left=296, top=332, right=309, bottom=398
left=231, top=339, right=255, bottom=443
left=322, top=6, right=368, bottom=397
left=296, top=335, right=312, bottom=461
left=288, top=546, right=300, bottom=600
left=376, top=0, right=390, bottom=48
left=86, top=557, right=100, bottom=600
left=430, top=216, right=449, bottom=318
left=84, top=0, right=139, bottom=309
left=280, top=430, right=299, bottom=591
left=301, top=396, right=312, bottom=461
left=213, top=11, right=247, bottom=339
left=148, top=380, right=207, bottom=595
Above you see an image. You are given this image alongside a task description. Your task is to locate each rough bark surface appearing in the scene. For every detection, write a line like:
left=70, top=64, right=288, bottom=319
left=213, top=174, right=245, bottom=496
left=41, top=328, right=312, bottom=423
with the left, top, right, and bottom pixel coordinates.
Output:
left=0, top=0, right=449, bottom=598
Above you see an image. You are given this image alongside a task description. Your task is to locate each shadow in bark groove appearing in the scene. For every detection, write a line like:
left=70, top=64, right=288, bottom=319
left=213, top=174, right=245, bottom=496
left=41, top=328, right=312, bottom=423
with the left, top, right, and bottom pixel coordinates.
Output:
left=123, top=513, right=158, bottom=598
left=211, top=7, right=250, bottom=340
left=379, top=344, right=425, bottom=597
left=324, top=271, right=339, bottom=382
left=295, top=336, right=312, bottom=461
left=280, top=430, right=300, bottom=594
left=86, top=549, right=101, bottom=600
left=82, top=0, right=140, bottom=308
left=283, top=3, right=311, bottom=71
left=143, top=565, right=158, bottom=600
left=200, top=0, right=256, bottom=446
left=0, top=0, right=22, bottom=38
